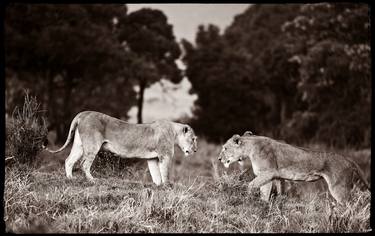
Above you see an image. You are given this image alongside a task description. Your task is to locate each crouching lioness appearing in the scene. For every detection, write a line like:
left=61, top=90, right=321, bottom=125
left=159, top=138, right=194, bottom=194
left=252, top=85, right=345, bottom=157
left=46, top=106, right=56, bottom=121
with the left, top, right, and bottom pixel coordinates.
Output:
left=218, top=131, right=370, bottom=204
left=47, top=111, right=197, bottom=185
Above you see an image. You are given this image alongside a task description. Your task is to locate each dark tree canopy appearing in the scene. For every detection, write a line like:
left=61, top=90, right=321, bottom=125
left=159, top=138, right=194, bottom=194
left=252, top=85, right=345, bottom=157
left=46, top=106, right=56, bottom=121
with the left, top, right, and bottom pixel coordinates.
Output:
left=118, top=8, right=182, bottom=123
left=5, top=4, right=135, bottom=143
left=282, top=3, right=371, bottom=147
left=183, top=5, right=302, bottom=143
left=183, top=3, right=370, bottom=148
left=6, top=3, right=370, bottom=148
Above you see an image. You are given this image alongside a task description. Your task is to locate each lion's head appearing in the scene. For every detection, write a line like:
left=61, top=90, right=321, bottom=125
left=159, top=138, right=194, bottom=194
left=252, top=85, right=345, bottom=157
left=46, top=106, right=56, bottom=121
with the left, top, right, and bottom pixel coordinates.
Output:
left=218, top=134, right=246, bottom=168
left=177, top=125, right=198, bottom=157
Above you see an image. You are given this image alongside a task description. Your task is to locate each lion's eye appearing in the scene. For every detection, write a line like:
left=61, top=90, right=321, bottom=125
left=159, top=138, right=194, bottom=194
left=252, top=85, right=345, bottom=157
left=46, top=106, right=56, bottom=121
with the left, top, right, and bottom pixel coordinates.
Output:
left=226, top=160, right=230, bottom=164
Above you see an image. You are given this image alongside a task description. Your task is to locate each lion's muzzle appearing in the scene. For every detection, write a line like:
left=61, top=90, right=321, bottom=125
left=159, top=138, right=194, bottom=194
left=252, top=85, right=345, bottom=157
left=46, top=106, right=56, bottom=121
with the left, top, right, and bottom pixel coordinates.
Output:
left=218, top=151, right=225, bottom=162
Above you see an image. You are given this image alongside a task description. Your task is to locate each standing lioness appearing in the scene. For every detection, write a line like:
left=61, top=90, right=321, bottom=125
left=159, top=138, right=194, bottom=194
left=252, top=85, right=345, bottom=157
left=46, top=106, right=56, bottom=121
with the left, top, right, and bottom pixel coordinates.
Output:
left=218, top=131, right=370, bottom=204
left=47, top=111, right=197, bottom=185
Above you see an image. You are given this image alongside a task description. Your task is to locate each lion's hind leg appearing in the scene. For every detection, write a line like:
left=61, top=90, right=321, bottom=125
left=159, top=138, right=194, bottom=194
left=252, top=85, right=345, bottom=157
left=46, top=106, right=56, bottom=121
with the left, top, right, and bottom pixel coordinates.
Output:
left=65, top=129, right=83, bottom=179
left=80, top=132, right=103, bottom=183
left=321, top=173, right=352, bottom=204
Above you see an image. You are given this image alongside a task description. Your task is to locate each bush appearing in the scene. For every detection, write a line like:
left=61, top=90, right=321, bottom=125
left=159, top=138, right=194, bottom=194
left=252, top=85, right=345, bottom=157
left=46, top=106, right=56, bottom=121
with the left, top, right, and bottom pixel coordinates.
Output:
left=6, top=93, right=48, bottom=166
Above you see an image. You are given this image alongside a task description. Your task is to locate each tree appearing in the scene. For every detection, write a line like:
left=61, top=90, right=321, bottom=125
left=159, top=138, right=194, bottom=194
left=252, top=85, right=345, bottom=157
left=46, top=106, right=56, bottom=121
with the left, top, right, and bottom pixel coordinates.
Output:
left=183, top=3, right=370, bottom=148
left=182, top=5, right=302, bottom=142
left=5, top=4, right=135, bottom=142
left=224, top=4, right=302, bottom=135
left=118, top=8, right=182, bottom=123
left=182, top=24, right=266, bottom=142
left=282, top=3, right=371, bottom=147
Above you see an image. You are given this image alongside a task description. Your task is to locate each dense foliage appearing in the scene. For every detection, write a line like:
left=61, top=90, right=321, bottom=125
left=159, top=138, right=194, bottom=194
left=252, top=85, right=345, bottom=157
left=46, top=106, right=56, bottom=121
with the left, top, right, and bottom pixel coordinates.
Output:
left=5, top=4, right=181, bottom=142
left=6, top=3, right=370, bottom=148
left=183, top=3, right=370, bottom=148
left=5, top=4, right=134, bottom=143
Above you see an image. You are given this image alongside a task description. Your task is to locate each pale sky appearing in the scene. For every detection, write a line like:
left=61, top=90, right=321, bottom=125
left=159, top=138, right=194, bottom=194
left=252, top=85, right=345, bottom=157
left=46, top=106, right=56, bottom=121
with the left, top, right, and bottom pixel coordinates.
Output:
left=127, top=4, right=251, bottom=43
left=126, top=4, right=251, bottom=123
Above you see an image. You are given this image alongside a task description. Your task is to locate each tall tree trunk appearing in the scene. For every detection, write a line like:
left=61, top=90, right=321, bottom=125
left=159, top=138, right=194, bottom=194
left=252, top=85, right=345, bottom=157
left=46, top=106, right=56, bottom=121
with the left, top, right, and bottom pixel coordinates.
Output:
left=137, top=81, right=146, bottom=124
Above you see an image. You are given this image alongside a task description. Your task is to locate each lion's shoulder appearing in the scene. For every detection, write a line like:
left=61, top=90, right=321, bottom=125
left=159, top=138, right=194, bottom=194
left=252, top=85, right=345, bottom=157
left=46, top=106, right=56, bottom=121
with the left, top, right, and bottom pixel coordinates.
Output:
left=241, top=135, right=275, bottom=145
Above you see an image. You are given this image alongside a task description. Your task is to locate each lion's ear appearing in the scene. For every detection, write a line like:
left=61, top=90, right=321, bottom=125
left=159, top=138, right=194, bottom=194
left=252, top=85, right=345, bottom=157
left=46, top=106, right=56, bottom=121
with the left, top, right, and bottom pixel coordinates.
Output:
left=243, top=131, right=254, bottom=136
left=183, top=126, right=189, bottom=134
left=232, top=134, right=242, bottom=145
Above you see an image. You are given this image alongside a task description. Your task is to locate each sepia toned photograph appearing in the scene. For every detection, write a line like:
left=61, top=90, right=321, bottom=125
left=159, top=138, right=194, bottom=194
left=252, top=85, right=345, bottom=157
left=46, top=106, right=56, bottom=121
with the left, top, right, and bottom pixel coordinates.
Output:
left=4, top=3, right=371, bottom=233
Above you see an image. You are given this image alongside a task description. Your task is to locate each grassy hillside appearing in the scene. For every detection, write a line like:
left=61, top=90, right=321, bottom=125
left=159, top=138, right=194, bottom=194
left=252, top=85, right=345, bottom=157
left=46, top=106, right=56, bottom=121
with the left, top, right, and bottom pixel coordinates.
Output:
left=4, top=140, right=371, bottom=233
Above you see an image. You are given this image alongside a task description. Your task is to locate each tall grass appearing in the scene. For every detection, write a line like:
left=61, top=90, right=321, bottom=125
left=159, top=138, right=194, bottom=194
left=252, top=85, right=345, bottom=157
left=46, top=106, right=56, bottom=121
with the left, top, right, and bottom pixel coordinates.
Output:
left=4, top=139, right=371, bottom=233
left=6, top=92, right=48, bottom=165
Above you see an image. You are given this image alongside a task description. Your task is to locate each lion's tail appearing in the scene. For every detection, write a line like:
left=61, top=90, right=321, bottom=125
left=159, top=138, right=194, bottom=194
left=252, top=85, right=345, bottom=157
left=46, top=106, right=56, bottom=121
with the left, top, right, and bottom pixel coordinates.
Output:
left=46, top=113, right=81, bottom=153
left=347, top=157, right=371, bottom=190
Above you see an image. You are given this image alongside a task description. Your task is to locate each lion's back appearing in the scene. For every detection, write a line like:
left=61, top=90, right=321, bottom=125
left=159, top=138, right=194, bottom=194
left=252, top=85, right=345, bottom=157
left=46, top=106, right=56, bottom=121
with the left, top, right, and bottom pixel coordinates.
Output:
left=246, top=136, right=330, bottom=170
left=76, top=111, right=124, bottom=134
left=74, top=111, right=178, bottom=149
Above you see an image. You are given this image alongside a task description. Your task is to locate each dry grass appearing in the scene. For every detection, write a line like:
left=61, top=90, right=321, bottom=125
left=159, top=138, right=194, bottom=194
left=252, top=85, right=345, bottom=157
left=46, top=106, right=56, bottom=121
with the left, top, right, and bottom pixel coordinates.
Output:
left=6, top=93, right=47, bottom=165
left=4, top=139, right=371, bottom=233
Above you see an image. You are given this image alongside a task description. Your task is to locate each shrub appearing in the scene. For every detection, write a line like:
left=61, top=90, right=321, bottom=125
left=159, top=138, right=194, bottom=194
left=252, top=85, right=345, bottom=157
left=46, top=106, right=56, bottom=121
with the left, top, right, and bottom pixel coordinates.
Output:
left=6, top=92, right=48, bottom=166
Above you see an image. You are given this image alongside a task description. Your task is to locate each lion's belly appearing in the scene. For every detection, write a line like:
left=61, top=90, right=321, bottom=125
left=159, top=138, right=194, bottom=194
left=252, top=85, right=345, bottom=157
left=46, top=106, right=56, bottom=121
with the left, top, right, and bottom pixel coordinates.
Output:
left=101, top=142, right=158, bottom=159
